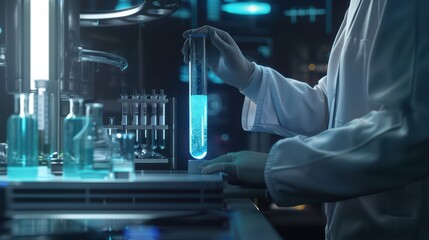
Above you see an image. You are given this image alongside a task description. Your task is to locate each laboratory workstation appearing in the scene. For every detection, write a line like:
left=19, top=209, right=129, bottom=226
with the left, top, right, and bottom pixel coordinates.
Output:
left=0, top=0, right=385, bottom=239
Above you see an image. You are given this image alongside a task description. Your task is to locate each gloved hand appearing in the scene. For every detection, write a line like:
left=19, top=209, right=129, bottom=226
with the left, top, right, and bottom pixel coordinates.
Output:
left=182, top=25, right=259, bottom=90
left=200, top=151, right=268, bottom=188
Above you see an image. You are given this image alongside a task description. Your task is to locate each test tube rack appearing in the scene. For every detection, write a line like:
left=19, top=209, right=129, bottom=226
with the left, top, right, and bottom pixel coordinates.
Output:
left=106, top=89, right=176, bottom=171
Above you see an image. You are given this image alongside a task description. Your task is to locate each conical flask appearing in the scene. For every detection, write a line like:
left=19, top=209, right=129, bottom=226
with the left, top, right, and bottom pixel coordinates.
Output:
left=7, top=93, right=39, bottom=179
left=62, top=98, right=85, bottom=178
left=74, top=103, right=111, bottom=179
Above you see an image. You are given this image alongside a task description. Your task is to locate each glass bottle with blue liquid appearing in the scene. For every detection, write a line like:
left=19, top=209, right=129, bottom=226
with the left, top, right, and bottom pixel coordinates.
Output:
left=7, top=93, right=39, bottom=179
left=62, top=98, right=85, bottom=178
left=188, top=33, right=208, bottom=173
left=74, top=103, right=112, bottom=179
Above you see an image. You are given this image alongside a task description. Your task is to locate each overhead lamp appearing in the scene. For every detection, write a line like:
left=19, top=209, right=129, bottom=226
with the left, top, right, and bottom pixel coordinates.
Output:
left=221, top=2, right=271, bottom=15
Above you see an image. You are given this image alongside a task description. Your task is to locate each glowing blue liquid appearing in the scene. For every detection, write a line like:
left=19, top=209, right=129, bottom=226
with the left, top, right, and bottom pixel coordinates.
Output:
left=189, top=95, right=207, bottom=159
left=79, top=139, right=111, bottom=179
left=7, top=167, right=38, bottom=179
left=63, top=116, right=86, bottom=178
left=7, top=115, right=39, bottom=179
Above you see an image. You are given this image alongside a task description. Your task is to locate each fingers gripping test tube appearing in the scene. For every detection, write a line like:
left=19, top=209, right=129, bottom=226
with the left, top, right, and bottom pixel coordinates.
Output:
left=188, top=33, right=207, bottom=160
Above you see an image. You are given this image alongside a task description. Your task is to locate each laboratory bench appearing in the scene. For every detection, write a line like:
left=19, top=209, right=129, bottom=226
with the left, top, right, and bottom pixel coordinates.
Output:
left=225, top=184, right=326, bottom=240
left=0, top=170, right=285, bottom=240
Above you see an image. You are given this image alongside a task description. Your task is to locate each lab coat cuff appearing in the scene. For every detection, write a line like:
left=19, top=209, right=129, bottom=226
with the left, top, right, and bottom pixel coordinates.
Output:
left=240, top=63, right=263, bottom=103
left=264, top=147, right=286, bottom=205
left=241, top=66, right=269, bottom=131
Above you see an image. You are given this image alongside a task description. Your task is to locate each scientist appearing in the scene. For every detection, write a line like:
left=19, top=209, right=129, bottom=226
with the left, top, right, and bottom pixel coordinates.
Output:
left=183, top=0, right=428, bottom=239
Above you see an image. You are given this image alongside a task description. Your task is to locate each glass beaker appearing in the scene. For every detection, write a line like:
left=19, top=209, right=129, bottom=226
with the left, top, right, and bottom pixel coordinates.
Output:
left=62, top=98, right=85, bottom=178
left=188, top=33, right=208, bottom=160
left=74, top=103, right=111, bottom=179
left=7, top=94, right=39, bottom=179
left=111, top=132, right=135, bottom=179
left=0, top=143, right=8, bottom=175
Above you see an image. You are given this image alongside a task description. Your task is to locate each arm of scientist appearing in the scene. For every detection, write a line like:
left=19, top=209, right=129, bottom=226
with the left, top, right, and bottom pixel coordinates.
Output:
left=263, top=0, right=429, bottom=206
left=240, top=13, right=349, bottom=138
left=183, top=25, right=332, bottom=138
left=241, top=68, right=329, bottom=137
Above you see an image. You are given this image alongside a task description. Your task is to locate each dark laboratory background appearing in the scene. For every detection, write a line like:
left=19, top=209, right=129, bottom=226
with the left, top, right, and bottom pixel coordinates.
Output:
left=0, top=1, right=350, bottom=239
left=0, top=0, right=348, bottom=169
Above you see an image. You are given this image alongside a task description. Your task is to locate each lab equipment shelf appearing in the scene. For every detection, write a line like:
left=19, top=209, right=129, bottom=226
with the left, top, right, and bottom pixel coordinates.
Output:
left=1, top=172, right=224, bottom=213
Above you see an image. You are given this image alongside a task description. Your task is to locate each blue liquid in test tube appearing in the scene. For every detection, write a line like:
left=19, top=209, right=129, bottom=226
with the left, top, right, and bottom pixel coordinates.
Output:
left=188, top=34, right=207, bottom=159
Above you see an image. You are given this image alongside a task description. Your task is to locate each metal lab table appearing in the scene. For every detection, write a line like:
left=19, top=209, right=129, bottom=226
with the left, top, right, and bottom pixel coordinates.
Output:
left=0, top=171, right=282, bottom=240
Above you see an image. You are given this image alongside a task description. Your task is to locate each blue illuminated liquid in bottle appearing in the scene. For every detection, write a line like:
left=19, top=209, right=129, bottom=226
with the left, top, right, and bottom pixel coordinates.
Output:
left=63, top=98, right=85, bottom=178
left=189, top=95, right=207, bottom=159
left=74, top=103, right=111, bottom=179
left=63, top=117, right=85, bottom=178
left=7, top=94, right=39, bottom=179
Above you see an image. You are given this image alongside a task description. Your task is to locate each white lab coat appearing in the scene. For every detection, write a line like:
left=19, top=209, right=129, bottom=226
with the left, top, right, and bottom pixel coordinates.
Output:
left=241, top=0, right=429, bottom=239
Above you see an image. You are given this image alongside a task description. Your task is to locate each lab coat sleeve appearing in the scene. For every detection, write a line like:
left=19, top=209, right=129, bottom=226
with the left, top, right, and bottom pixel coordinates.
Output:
left=265, top=0, right=429, bottom=207
left=241, top=67, right=329, bottom=137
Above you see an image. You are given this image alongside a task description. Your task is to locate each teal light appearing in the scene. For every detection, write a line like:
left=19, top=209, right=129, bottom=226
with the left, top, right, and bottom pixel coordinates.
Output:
left=284, top=7, right=326, bottom=23
left=222, top=2, right=271, bottom=15
left=115, top=0, right=132, bottom=10
left=180, top=65, right=224, bottom=85
left=208, top=70, right=223, bottom=84
left=171, top=8, right=191, bottom=19
left=207, top=0, right=221, bottom=21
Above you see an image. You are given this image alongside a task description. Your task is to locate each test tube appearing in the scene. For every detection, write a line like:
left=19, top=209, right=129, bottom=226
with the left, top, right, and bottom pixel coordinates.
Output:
left=108, top=117, right=116, bottom=136
left=158, top=89, right=166, bottom=150
left=34, top=80, right=52, bottom=167
left=150, top=89, right=158, bottom=150
left=140, top=89, right=148, bottom=151
left=131, top=89, right=140, bottom=151
left=188, top=33, right=207, bottom=159
left=120, top=91, right=129, bottom=133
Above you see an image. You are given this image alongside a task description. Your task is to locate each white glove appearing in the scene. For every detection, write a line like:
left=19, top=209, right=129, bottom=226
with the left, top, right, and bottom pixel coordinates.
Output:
left=200, top=151, right=268, bottom=188
left=182, top=25, right=260, bottom=90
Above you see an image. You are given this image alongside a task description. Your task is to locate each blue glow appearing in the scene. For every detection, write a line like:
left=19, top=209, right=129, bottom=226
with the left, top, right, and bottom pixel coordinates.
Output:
left=221, top=133, right=230, bottom=141
left=207, top=0, right=221, bottom=21
left=180, top=65, right=189, bottom=82
left=123, top=226, right=160, bottom=240
left=257, top=46, right=271, bottom=58
left=181, top=66, right=224, bottom=84
left=0, top=27, right=2, bottom=35
left=284, top=7, right=326, bottom=23
left=171, top=8, right=191, bottom=19
left=207, top=93, right=222, bottom=116
left=208, top=70, right=223, bottom=84
left=115, top=0, right=132, bottom=10
left=0, top=182, right=8, bottom=187
left=189, top=95, right=207, bottom=159
left=222, top=2, right=271, bottom=15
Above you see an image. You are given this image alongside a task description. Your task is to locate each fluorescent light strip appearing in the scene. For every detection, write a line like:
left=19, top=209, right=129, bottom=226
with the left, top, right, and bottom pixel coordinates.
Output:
left=221, top=2, right=271, bottom=15
left=30, top=0, right=50, bottom=89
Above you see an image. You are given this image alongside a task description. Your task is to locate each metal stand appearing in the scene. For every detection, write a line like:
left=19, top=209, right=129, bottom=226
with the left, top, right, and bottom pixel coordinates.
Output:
left=107, top=90, right=176, bottom=171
